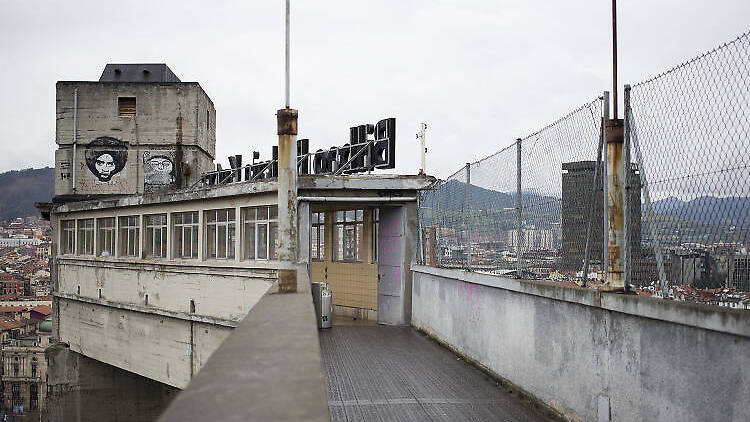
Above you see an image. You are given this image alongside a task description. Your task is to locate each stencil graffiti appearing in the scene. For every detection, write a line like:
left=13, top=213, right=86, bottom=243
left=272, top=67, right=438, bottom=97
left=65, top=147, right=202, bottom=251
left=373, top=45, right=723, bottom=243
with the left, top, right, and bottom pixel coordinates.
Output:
left=143, top=151, right=176, bottom=193
left=84, top=137, right=128, bottom=182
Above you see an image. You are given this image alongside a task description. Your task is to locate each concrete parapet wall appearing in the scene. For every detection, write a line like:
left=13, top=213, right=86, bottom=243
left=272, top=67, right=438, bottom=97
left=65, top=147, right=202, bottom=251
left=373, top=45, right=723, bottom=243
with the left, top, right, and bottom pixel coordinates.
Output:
left=411, top=265, right=750, bottom=422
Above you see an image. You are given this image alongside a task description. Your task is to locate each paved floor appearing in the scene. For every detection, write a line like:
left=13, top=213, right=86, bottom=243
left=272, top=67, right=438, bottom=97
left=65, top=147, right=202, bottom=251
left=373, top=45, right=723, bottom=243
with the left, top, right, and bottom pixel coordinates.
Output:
left=319, top=323, right=553, bottom=422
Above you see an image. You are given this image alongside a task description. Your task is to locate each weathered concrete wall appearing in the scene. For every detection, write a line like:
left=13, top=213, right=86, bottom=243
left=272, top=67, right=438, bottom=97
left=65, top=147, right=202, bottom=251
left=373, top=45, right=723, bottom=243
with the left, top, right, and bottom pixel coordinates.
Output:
left=46, top=343, right=178, bottom=422
left=411, top=265, right=750, bottom=422
left=57, top=258, right=274, bottom=321
left=56, top=298, right=232, bottom=389
left=55, top=82, right=216, bottom=196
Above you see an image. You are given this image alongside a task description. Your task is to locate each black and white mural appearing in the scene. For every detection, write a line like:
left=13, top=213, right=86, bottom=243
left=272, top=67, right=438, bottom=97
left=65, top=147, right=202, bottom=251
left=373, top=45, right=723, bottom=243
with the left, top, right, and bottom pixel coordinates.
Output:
left=143, top=151, right=176, bottom=193
left=84, top=137, right=128, bottom=182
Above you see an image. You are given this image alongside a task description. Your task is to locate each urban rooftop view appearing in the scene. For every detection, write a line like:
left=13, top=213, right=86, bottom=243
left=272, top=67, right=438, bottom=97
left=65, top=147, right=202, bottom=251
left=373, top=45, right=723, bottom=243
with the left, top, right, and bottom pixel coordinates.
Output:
left=0, top=1, right=748, bottom=421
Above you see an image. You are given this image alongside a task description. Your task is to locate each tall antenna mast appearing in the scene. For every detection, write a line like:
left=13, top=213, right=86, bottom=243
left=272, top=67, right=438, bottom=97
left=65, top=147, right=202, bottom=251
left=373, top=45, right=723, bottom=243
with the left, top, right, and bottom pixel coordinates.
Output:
left=285, top=0, right=291, bottom=108
left=611, top=0, right=618, bottom=119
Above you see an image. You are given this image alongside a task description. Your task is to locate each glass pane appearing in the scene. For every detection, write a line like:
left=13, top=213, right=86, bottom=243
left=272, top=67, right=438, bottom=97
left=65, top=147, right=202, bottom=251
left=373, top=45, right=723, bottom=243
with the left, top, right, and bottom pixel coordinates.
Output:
left=244, top=208, right=256, bottom=222
left=245, top=223, right=256, bottom=259
left=228, top=223, right=236, bottom=259
left=207, top=225, right=217, bottom=258
left=257, top=207, right=269, bottom=221
left=319, top=212, right=325, bottom=223
left=311, top=228, right=319, bottom=259
left=269, top=223, right=277, bottom=259
left=173, top=213, right=183, bottom=225
left=336, top=211, right=344, bottom=222
left=218, top=225, right=227, bottom=258
left=311, top=212, right=318, bottom=224
left=269, top=206, right=278, bottom=220
left=206, top=211, right=216, bottom=223
left=346, top=210, right=355, bottom=222
left=336, top=225, right=343, bottom=260
left=175, top=227, right=184, bottom=257
left=228, top=209, right=236, bottom=221
left=258, top=224, right=268, bottom=259
left=320, top=225, right=325, bottom=260
left=343, top=225, right=356, bottom=260
left=356, top=223, right=363, bottom=261
left=356, top=210, right=363, bottom=221
left=191, top=226, right=198, bottom=258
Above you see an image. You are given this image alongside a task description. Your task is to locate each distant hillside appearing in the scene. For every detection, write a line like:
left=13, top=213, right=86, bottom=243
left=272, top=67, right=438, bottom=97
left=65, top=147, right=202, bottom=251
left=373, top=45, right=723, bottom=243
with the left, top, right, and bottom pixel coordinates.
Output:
left=0, top=167, right=54, bottom=221
left=651, top=196, right=750, bottom=228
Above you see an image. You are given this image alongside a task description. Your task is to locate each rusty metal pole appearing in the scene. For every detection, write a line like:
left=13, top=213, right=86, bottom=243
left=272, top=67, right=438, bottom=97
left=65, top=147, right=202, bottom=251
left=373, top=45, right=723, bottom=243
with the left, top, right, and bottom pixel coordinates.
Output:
left=277, top=109, right=298, bottom=293
left=605, top=117, right=625, bottom=291
left=516, top=138, right=522, bottom=279
left=465, top=163, right=471, bottom=271
left=277, top=0, right=298, bottom=293
left=611, top=0, right=618, bottom=119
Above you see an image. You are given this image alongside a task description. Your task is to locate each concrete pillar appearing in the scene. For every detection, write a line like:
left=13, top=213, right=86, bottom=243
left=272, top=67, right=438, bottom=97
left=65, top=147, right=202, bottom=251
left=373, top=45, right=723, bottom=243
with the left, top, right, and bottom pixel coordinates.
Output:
left=277, top=108, right=298, bottom=293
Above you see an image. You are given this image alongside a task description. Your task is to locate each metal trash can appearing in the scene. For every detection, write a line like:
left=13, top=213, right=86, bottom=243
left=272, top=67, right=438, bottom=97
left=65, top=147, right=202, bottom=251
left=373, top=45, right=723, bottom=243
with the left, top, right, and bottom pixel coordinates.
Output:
left=311, top=282, right=332, bottom=329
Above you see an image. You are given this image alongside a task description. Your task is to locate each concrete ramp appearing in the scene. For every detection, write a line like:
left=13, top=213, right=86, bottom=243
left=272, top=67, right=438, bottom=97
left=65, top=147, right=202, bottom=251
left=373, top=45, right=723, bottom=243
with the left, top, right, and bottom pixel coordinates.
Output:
left=319, top=325, right=553, bottom=421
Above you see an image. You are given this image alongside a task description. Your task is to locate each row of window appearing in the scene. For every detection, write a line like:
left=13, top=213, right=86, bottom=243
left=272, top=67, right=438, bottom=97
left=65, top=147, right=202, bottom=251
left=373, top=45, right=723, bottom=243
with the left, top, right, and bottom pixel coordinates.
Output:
left=60, top=206, right=278, bottom=261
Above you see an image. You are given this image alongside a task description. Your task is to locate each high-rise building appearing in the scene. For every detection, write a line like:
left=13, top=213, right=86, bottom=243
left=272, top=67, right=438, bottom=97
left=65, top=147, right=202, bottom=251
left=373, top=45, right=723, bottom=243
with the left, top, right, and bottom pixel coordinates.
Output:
left=560, top=161, right=642, bottom=279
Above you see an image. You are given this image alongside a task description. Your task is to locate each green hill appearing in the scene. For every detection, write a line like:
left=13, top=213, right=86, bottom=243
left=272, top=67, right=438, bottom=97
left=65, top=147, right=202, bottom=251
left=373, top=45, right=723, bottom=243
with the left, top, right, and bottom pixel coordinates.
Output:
left=0, top=167, right=54, bottom=221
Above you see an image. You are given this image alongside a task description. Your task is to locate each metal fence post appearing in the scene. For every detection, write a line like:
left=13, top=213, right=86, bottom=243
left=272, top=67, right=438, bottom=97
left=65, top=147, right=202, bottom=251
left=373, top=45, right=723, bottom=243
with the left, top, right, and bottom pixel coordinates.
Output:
left=516, top=138, right=522, bottom=279
left=465, top=163, right=472, bottom=270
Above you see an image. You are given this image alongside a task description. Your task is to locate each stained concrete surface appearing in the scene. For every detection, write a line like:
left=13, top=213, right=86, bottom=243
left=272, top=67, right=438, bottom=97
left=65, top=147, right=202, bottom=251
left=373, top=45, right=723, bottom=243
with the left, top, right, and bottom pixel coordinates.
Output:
left=320, top=324, right=553, bottom=422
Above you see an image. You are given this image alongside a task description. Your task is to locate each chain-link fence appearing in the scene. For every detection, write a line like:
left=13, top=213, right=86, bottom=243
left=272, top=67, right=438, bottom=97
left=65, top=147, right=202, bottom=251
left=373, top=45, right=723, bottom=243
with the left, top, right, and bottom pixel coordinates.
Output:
left=420, top=98, right=604, bottom=279
left=419, top=31, right=750, bottom=309
left=628, top=32, right=750, bottom=306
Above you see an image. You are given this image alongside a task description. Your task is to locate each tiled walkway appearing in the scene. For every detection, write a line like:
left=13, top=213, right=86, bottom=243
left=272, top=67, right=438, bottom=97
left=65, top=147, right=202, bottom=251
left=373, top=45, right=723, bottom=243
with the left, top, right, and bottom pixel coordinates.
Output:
left=319, top=324, right=553, bottom=422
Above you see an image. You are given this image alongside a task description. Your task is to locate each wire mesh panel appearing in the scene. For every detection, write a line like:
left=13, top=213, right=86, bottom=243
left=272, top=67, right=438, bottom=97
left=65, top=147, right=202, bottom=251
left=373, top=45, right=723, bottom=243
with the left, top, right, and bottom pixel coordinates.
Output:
left=629, top=32, right=750, bottom=305
left=516, top=100, right=604, bottom=279
left=420, top=99, right=604, bottom=279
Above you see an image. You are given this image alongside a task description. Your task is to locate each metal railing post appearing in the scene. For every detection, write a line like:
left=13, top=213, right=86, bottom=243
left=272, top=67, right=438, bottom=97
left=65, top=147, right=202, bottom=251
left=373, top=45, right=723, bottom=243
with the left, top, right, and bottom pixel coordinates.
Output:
left=465, top=163, right=472, bottom=270
left=516, top=138, right=523, bottom=279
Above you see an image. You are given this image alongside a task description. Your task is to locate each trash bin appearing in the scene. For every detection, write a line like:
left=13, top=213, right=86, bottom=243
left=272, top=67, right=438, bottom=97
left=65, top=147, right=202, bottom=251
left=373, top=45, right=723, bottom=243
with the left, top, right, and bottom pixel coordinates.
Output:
left=311, top=282, right=332, bottom=329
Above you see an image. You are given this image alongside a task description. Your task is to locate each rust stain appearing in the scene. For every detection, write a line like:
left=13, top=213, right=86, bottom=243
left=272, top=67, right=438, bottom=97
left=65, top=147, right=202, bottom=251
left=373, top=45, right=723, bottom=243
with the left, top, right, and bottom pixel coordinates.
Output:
left=278, top=269, right=297, bottom=293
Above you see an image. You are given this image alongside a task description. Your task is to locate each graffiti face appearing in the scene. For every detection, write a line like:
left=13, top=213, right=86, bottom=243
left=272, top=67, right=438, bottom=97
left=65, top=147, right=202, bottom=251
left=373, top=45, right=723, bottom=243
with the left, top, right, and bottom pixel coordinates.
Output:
left=85, top=137, right=128, bottom=182
left=143, top=151, right=176, bottom=193
left=95, top=153, right=116, bottom=180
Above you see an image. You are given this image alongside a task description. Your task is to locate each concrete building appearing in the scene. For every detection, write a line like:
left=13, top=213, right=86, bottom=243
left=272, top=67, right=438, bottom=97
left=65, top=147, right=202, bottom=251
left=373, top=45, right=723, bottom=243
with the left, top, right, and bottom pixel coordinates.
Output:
left=1, top=322, right=51, bottom=416
left=560, top=161, right=642, bottom=277
left=54, top=64, right=216, bottom=200
left=42, top=64, right=433, bottom=420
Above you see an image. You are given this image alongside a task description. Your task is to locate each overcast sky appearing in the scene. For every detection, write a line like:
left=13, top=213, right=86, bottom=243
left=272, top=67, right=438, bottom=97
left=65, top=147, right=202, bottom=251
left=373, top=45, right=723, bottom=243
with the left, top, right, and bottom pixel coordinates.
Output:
left=0, top=0, right=748, bottom=178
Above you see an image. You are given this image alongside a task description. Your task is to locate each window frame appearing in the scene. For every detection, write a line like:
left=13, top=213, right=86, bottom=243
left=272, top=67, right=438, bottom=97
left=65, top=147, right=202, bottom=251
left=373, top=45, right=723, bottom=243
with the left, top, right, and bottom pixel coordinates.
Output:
left=118, top=215, right=140, bottom=257
left=77, top=218, right=95, bottom=255
left=311, top=211, right=326, bottom=261
left=61, top=220, right=76, bottom=255
left=205, top=208, right=236, bottom=260
left=242, top=206, right=278, bottom=261
left=333, top=209, right=364, bottom=262
left=144, top=214, right=167, bottom=258
left=118, top=96, right=136, bottom=117
left=97, top=217, right=115, bottom=257
left=173, top=211, right=199, bottom=259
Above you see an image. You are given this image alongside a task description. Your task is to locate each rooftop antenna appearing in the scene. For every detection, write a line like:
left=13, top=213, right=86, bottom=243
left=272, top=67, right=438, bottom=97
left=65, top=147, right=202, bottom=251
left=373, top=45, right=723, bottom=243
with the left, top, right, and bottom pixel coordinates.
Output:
left=416, top=123, right=427, bottom=175
left=285, top=0, right=290, bottom=109
left=611, top=0, right=618, bottom=118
